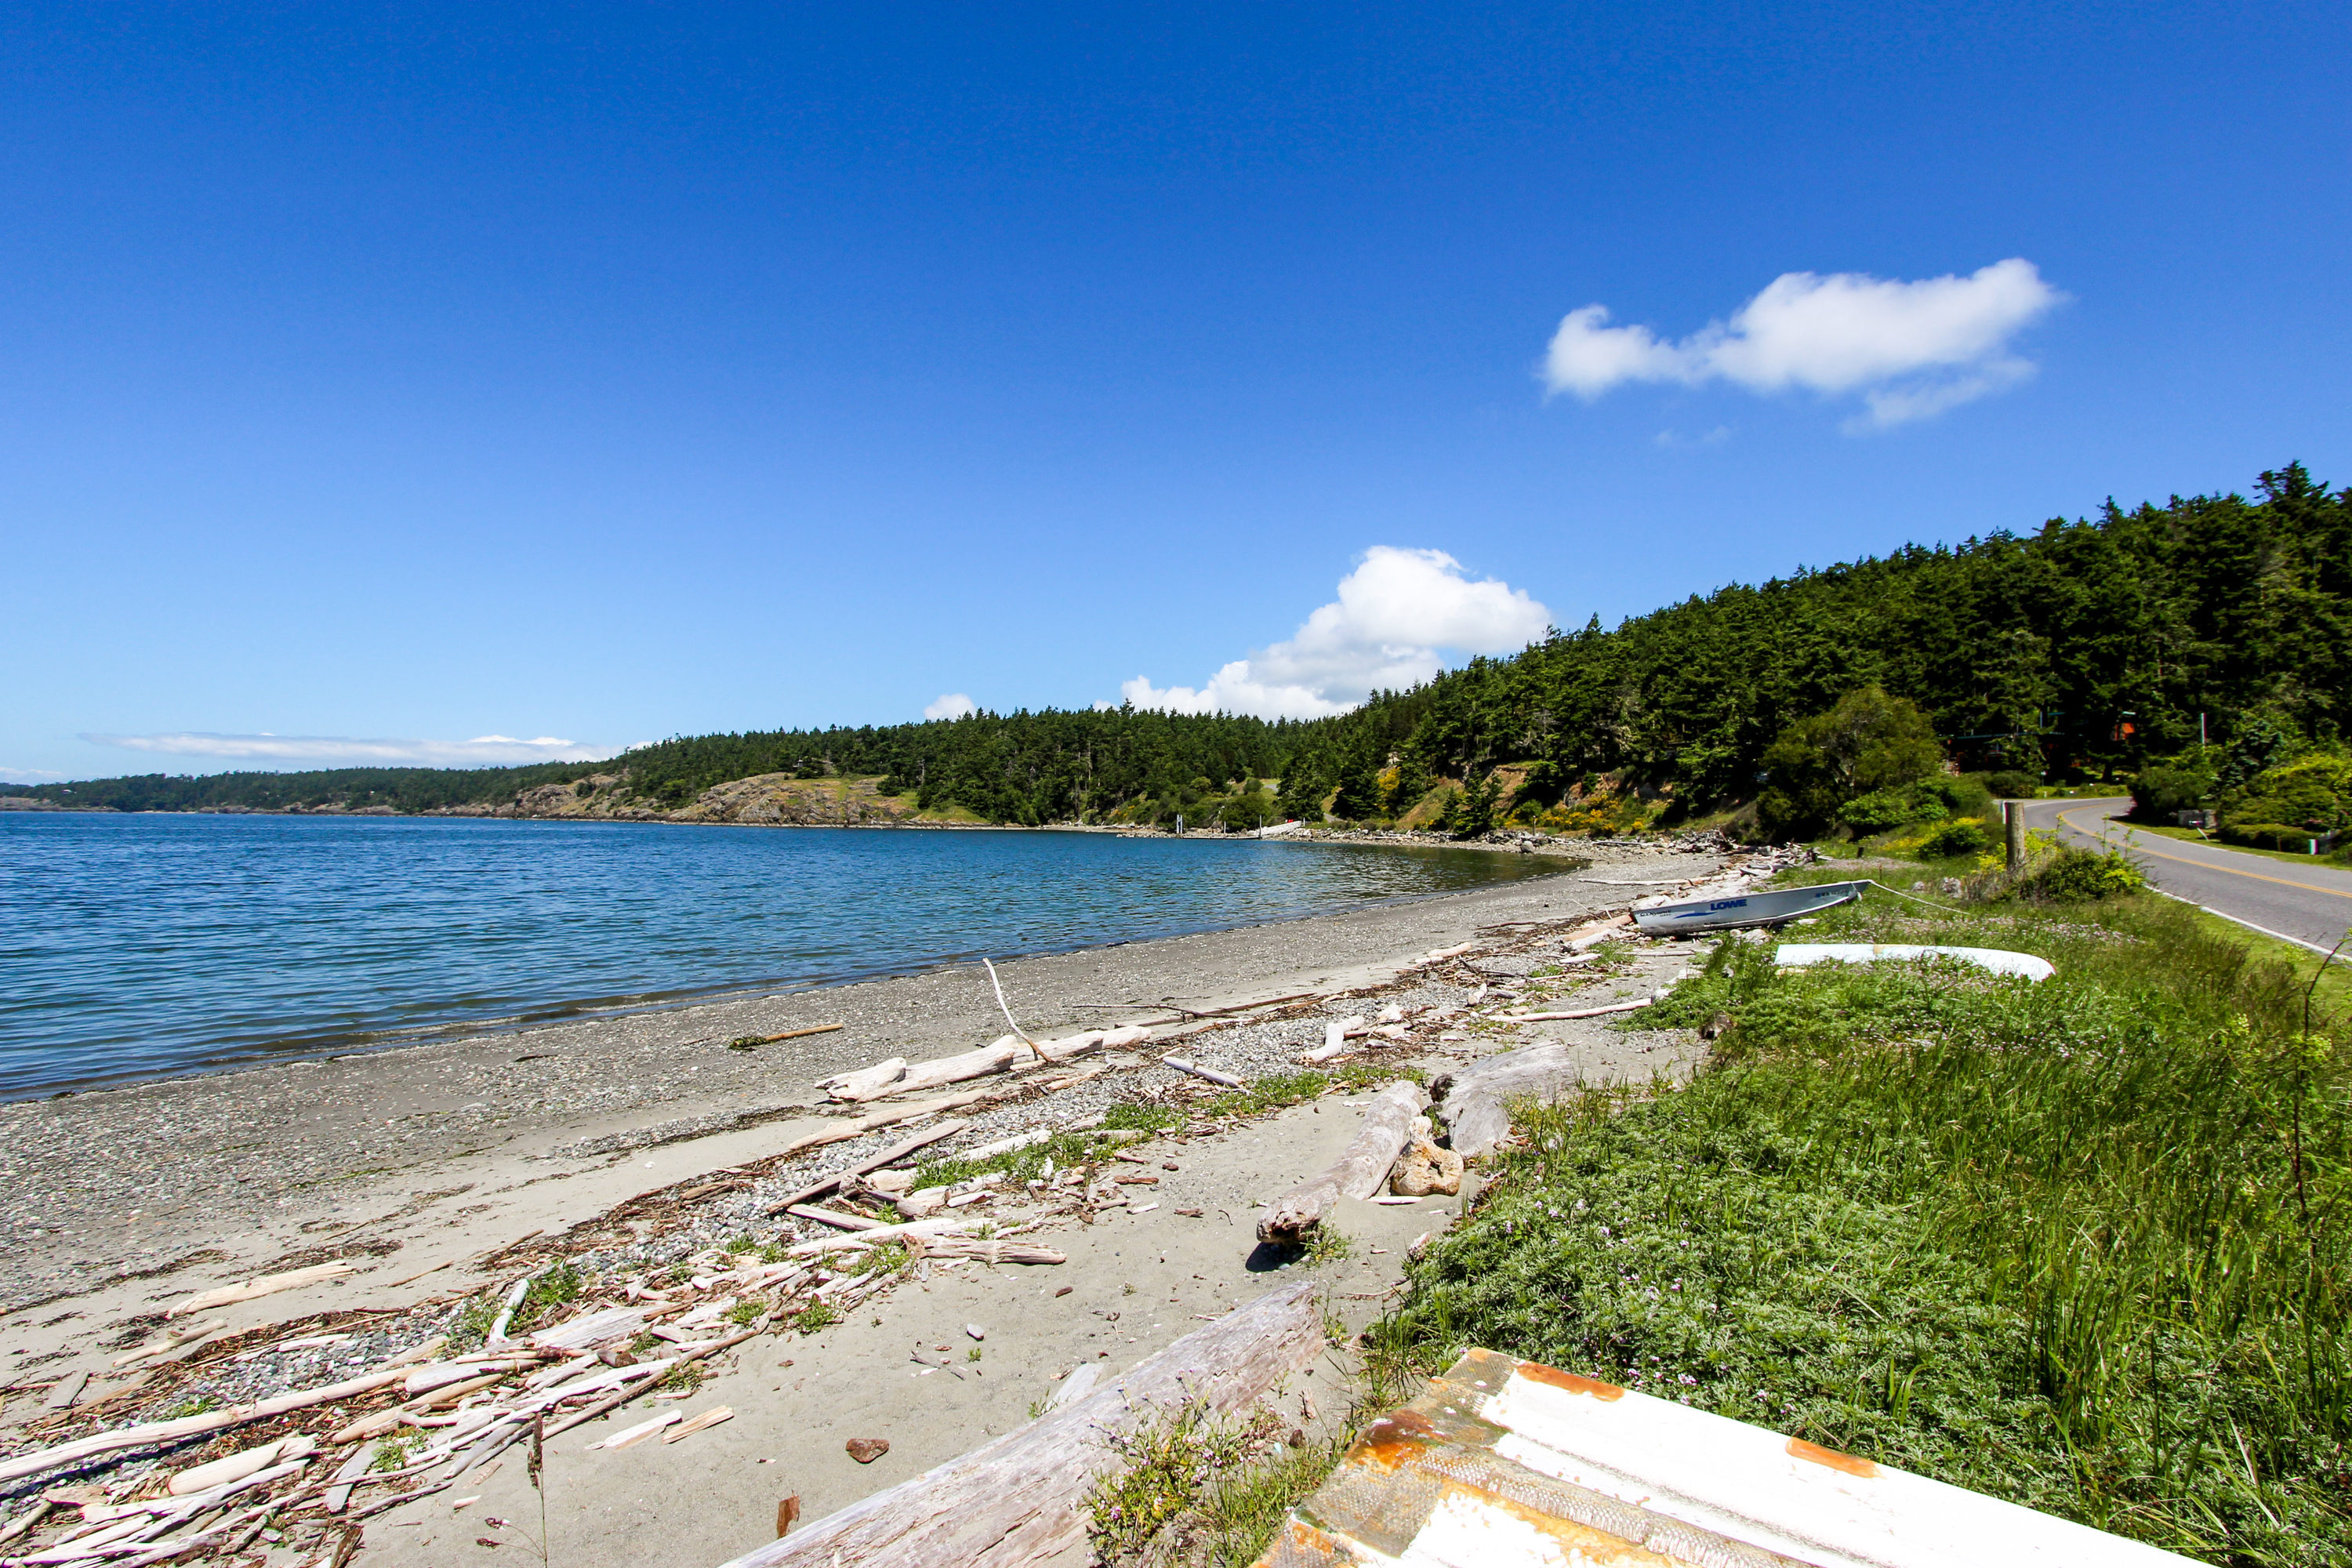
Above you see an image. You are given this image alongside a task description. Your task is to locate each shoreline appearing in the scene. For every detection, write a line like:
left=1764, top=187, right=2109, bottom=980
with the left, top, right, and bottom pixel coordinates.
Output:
left=0, top=839, right=1712, bottom=1323
left=8, top=830, right=1609, bottom=1105
left=0, top=837, right=1747, bottom=1568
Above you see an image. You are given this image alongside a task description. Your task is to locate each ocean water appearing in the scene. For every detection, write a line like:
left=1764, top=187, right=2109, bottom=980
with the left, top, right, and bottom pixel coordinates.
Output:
left=0, top=812, right=1560, bottom=1101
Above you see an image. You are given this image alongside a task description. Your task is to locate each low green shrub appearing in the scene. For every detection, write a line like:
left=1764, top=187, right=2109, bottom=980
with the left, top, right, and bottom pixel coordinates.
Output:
left=2023, top=844, right=2145, bottom=899
left=1915, top=816, right=1992, bottom=858
left=1377, top=896, right=2347, bottom=1565
left=2130, top=761, right=2212, bottom=821
left=1837, top=785, right=1947, bottom=833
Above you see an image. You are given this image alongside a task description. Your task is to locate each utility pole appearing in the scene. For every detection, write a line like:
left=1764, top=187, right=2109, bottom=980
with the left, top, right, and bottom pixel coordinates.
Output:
left=2005, top=797, right=2025, bottom=872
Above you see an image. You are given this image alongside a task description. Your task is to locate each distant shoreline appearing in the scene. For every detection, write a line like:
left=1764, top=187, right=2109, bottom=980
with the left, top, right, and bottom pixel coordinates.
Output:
left=0, top=795, right=1629, bottom=860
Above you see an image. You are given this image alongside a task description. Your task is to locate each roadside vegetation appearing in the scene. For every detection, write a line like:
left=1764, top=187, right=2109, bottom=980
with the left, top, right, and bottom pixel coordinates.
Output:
left=1370, top=879, right=2350, bottom=1566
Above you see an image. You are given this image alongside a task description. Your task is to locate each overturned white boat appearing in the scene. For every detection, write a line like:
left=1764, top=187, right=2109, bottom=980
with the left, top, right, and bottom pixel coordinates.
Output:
left=1632, top=879, right=1867, bottom=935
left=1777, top=942, right=2055, bottom=982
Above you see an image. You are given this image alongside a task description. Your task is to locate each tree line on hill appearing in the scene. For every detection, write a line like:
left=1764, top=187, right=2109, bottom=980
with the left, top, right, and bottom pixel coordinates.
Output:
left=13, top=463, right=2346, bottom=838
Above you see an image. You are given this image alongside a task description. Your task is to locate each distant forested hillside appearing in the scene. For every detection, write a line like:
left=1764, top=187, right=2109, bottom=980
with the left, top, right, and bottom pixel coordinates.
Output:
left=1277, top=461, right=2350, bottom=818
left=16, top=463, right=2346, bottom=830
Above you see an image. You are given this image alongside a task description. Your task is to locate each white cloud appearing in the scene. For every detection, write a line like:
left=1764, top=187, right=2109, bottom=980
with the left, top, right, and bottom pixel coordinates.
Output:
left=1117, top=547, right=1552, bottom=720
left=0, top=767, right=69, bottom=782
left=1544, top=259, right=2063, bottom=427
left=81, top=731, right=621, bottom=768
left=923, top=693, right=978, bottom=721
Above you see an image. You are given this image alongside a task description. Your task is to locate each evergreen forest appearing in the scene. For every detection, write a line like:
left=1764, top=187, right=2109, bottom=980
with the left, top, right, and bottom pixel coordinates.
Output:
left=14, top=464, right=2347, bottom=835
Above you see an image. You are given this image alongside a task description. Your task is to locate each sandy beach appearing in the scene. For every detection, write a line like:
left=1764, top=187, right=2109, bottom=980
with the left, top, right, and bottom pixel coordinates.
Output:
left=0, top=837, right=1731, bottom=1567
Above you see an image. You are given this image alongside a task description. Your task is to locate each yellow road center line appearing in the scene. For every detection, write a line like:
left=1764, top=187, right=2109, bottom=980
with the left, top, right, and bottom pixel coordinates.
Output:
left=2056, top=804, right=2352, bottom=901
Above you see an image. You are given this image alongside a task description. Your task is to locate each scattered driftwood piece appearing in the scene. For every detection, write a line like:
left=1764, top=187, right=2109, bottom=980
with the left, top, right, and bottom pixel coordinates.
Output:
left=168, top=1261, right=356, bottom=1319
left=662, top=1406, right=734, bottom=1443
left=780, top=1120, right=971, bottom=1209
left=724, top=1281, right=1322, bottom=1568
left=916, top=1238, right=1064, bottom=1265
left=816, top=1058, right=907, bottom=1099
left=109, top=1320, right=220, bottom=1370
left=42, top=1372, right=87, bottom=1410
left=786, top=1204, right=887, bottom=1232
left=0, top=1367, right=410, bottom=1487
left=529, top=1307, right=650, bottom=1354
left=829, top=1029, right=1148, bottom=1105
left=1160, top=1055, right=1243, bottom=1088
left=168, top=1433, right=316, bottom=1495
left=739, top=1022, right=844, bottom=1048
left=1563, top=913, right=1634, bottom=949
left=1066, top=991, right=1319, bottom=1022
left=321, top=1443, right=377, bottom=1515
left=587, top=1411, right=678, bottom=1451
left=783, top=1218, right=964, bottom=1257
left=760, top=1093, right=994, bottom=1167
left=1497, top=999, right=1653, bottom=1022
left=1257, top=1080, right=1430, bottom=1245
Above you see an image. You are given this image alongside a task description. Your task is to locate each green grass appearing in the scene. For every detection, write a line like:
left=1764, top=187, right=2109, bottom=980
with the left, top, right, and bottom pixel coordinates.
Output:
left=442, top=1292, right=500, bottom=1353
left=1083, top=1359, right=1419, bottom=1566
left=2111, top=818, right=2352, bottom=869
left=1198, top=1064, right=1427, bottom=1121
left=506, top=1261, right=582, bottom=1335
left=916, top=1128, right=1130, bottom=1192
left=1376, top=889, right=2350, bottom=1566
left=915, top=1072, right=1426, bottom=1191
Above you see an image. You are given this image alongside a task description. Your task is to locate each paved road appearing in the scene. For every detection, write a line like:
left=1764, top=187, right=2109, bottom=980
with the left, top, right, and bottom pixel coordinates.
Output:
left=2015, top=795, right=2352, bottom=956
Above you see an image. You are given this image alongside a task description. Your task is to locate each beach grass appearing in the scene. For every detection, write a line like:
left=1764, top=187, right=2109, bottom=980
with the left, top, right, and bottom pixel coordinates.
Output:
left=1369, top=887, right=2350, bottom=1565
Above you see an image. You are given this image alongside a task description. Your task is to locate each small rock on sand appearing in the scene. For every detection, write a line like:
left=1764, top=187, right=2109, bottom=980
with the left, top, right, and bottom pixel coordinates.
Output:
left=845, top=1437, right=888, bottom=1464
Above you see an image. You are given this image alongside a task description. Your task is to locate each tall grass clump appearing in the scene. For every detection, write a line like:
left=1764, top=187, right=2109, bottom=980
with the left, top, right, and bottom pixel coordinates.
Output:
left=1372, top=894, right=2349, bottom=1565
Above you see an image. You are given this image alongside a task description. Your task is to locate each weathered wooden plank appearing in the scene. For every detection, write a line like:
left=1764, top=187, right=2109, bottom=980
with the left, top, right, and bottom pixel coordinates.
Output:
left=716, top=1281, right=1323, bottom=1568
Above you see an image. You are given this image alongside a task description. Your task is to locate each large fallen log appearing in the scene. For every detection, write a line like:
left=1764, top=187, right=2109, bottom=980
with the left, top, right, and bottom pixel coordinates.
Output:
left=1435, top=1044, right=1589, bottom=1157
left=1256, top=1080, right=1429, bottom=1244
left=714, top=1281, right=1323, bottom=1568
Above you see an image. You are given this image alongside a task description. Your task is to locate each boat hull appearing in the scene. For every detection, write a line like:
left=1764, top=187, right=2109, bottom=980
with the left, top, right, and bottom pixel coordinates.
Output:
left=1632, top=879, right=1866, bottom=935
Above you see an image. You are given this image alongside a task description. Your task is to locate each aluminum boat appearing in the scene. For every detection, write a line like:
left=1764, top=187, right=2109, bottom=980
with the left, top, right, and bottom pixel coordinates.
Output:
left=1632, top=878, right=1867, bottom=935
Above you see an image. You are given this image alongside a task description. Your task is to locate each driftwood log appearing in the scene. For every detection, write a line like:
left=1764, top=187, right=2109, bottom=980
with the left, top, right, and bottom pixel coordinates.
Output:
left=1435, top=1044, right=1593, bottom=1156
left=1496, top=998, right=1653, bottom=1023
left=822, top=1028, right=1149, bottom=1104
left=715, top=1281, right=1323, bottom=1568
left=1255, top=1080, right=1430, bottom=1244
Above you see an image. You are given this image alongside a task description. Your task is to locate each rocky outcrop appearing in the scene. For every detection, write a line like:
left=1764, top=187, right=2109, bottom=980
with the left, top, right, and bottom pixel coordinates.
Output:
left=673, top=773, right=924, bottom=826
left=433, top=772, right=933, bottom=828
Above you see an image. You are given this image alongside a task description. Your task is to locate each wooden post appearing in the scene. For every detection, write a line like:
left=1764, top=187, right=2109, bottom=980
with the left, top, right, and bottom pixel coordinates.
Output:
left=2005, top=800, right=2024, bottom=870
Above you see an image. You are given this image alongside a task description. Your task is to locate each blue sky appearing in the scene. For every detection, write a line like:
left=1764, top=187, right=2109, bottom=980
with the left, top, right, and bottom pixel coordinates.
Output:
left=3, top=2, right=2345, bottom=780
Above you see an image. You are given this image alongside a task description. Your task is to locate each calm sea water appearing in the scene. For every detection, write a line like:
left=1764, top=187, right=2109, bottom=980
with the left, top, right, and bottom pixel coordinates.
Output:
left=0, top=813, right=1559, bottom=1101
